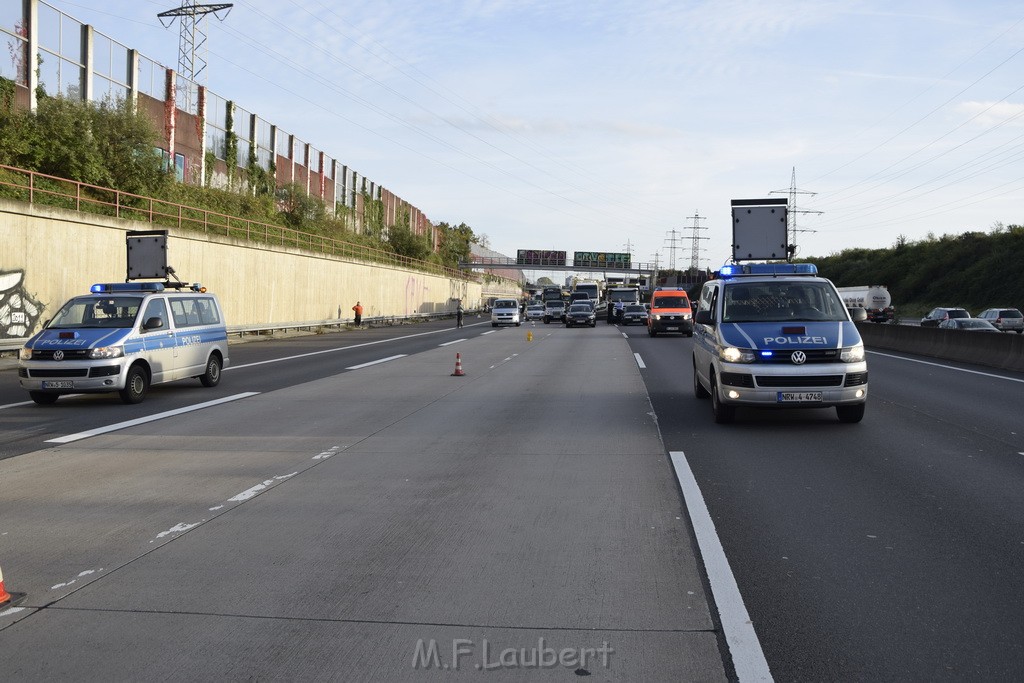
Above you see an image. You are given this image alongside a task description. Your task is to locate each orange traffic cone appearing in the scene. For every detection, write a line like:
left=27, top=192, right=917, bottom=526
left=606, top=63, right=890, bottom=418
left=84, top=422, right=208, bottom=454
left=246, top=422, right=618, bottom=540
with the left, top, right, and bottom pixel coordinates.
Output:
left=451, top=352, right=465, bottom=376
left=0, top=564, right=26, bottom=610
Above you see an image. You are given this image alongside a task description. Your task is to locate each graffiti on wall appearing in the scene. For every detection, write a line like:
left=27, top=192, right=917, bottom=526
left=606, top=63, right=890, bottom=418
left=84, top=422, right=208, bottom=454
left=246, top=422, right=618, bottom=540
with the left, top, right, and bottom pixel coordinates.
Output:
left=0, top=269, right=45, bottom=339
left=406, top=275, right=429, bottom=315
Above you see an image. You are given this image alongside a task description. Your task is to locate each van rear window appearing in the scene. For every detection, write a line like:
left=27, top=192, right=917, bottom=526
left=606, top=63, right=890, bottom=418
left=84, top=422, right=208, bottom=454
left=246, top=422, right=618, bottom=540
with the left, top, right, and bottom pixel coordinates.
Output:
left=170, top=297, right=221, bottom=327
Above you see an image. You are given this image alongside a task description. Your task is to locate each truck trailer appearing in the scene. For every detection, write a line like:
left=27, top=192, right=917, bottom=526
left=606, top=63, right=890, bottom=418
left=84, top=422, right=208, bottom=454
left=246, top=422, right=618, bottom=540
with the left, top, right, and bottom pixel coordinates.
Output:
left=837, top=285, right=894, bottom=323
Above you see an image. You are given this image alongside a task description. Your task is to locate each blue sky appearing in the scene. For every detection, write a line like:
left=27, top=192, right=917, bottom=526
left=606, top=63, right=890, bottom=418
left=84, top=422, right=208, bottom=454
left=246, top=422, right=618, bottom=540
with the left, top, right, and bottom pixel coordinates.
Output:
left=45, top=0, right=1024, bottom=274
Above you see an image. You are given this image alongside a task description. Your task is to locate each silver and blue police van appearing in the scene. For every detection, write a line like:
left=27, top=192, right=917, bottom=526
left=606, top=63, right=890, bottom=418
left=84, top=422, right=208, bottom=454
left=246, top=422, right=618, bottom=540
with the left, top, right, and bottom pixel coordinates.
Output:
left=691, top=263, right=868, bottom=423
left=19, top=281, right=229, bottom=405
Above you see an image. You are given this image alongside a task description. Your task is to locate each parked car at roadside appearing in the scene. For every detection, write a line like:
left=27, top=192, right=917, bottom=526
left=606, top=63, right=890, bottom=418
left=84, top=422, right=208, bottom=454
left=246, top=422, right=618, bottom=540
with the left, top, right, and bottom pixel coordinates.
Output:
left=937, top=318, right=1000, bottom=332
left=977, top=307, right=1023, bottom=333
left=920, top=307, right=970, bottom=327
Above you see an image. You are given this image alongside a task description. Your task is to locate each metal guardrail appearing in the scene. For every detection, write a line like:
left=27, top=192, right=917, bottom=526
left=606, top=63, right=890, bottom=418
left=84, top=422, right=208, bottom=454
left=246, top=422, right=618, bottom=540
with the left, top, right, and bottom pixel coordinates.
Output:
left=0, top=338, right=28, bottom=353
left=225, top=311, right=462, bottom=338
left=0, top=310, right=474, bottom=354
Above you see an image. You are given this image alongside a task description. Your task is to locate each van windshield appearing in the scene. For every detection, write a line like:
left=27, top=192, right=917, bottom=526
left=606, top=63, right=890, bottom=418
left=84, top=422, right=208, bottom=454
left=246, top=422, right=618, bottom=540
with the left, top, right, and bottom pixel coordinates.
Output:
left=722, top=282, right=847, bottom=322
left=47, top=296, right=143, bottom=329
left=653, top=296, right=688, bottom=309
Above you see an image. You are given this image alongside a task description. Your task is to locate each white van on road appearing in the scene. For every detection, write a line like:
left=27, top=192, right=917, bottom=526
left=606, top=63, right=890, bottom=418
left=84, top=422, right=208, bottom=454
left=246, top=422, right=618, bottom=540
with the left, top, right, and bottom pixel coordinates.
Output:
left=692, top=263, right=868, bottom=424
left=490, top=298, right=522, bottom=327
left=19, top=281, right=229, bottom=404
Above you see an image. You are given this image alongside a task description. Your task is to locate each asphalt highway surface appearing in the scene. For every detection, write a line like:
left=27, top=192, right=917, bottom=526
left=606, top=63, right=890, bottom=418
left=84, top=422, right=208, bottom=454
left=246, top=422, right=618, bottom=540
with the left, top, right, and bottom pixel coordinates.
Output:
left=1, top=318, right=1022, bottom=680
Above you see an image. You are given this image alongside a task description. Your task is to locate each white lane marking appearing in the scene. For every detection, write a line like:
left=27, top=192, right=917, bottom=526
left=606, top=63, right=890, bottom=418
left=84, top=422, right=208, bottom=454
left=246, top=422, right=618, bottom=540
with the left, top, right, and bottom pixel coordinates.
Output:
left=867, top=350, right=1024, bottom=383
left=45, top=392, right=260, bottom=444
left=0, top=400, right=34, bottom=410
left=228, top=472, right=298, bottom=502
left=439, top=338, right=467, bottom=347
left=345, top=354, right=406, bottom=370
left=227, top=325, right=469, bottom=371
left=481, top=330, right=496, bottom=335
left=2, top=393, right=86, bottom=410
left=622, top=332, right=629, bottom=339
left=634, top=353, right=646, bottom=369
left=51, top=568, right=104, bottom=590
left=669, top=451, right=772, bottom=682
left=155, top=521, right=202, bottom=540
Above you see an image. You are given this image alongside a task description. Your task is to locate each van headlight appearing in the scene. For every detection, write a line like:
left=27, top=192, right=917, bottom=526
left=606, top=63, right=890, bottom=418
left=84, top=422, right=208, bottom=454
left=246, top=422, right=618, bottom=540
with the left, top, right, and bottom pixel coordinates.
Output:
left=89, top=346, right=124, bottom=359
left=19, top=347, right=33, bottom=361
left=719, top=346, right=755, bottom=363
left=840, top=344, right=865, bottom=363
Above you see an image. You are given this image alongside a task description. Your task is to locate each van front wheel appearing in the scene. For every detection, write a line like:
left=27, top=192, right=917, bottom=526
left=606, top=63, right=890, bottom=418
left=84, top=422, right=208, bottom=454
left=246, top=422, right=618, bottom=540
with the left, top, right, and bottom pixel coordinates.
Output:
left=836, top=404, right=865, bottom=423
left=711, top=375, right=735, bottom=424
left=119, top=364, right=149, bottom=404
left=693, top=361, right=709, bottom=399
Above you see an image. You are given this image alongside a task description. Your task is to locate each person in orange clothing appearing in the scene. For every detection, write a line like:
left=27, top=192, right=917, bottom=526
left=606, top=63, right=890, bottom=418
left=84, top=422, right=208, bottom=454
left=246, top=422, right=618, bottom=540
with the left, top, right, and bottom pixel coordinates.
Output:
left=352, top=301, right=363, bottom=326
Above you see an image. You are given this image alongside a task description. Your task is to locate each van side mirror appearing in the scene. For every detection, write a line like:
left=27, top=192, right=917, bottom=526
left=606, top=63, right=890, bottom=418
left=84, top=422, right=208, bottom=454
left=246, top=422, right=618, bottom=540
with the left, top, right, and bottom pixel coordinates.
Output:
left=143, top=316, right=165, bottom=330
left=850, top=307, right=868, bottom=322
left=695, top=310, right=715, bottom=325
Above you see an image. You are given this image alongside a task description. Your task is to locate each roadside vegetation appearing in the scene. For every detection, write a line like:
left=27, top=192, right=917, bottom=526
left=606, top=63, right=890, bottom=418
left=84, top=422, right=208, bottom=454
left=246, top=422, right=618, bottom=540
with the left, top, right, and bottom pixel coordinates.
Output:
left=0, top=82, right=482, bottom=274
left=807, top=227, right=1024, bottom=318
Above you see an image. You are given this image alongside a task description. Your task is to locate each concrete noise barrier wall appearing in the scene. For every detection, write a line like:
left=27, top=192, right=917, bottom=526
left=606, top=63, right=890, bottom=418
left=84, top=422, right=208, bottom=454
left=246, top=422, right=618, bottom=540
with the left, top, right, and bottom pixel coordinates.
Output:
left=1, top=200, right=517, bottom=338
left=856, top=322, right=1024, bottom=372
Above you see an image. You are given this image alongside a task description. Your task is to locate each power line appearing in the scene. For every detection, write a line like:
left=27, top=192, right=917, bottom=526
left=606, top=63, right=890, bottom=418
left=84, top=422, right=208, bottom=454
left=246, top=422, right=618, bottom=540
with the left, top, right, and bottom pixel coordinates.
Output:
left=770, top=168, right=820, bottom=256
left=684, top=211, right=709, bottom=271
left=157, top=1, right=233, bottom=102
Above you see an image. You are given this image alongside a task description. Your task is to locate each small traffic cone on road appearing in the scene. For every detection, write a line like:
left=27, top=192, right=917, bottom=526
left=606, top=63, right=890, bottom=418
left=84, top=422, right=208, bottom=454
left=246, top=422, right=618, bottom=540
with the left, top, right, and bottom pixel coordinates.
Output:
left=451, top=352, right=465, bottom=377
left=0, top=564, right=26, bottom=610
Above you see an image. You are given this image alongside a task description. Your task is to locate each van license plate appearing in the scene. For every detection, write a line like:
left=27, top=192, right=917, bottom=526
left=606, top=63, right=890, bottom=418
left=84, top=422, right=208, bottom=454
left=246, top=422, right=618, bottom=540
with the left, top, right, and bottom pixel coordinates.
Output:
left=666, top=326, right=679, bottom=331
left=42, top=381, right=74, bottom=389
left=778, top=392, right=822, bottom=402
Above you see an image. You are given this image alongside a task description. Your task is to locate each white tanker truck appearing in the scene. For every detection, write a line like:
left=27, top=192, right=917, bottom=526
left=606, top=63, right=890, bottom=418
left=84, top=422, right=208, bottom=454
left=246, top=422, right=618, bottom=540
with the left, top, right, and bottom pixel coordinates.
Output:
left=836, top=285, right=895, bottom=323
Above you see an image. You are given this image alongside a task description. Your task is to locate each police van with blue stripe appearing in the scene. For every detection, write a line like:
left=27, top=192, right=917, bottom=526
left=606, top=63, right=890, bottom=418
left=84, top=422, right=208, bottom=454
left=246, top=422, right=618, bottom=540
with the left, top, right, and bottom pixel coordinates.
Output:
left=19, top=281, right=229, bottom=405
left=691, top=263, right=868, bottom=423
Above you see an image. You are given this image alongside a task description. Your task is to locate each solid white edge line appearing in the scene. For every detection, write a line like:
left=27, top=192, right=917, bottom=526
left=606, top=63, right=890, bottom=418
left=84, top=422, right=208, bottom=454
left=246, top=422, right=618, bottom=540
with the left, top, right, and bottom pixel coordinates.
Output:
left=0, top=400, right=35, bottom=410
left=669, top=450, right=773, bottom=682
left=634, top=352, right=646, bottom=369
left=439, top=339, right=466, bottom=347
left=866, top=350, right=1024, bottom=383
left=345, top=354, right=407, bottom=370
left=45, top=392, right=261, bottom=444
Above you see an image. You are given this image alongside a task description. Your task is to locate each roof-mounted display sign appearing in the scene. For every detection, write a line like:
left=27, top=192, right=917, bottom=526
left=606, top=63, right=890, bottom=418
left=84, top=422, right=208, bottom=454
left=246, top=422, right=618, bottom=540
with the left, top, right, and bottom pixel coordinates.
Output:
left=731, top=198, right=789, bottom=262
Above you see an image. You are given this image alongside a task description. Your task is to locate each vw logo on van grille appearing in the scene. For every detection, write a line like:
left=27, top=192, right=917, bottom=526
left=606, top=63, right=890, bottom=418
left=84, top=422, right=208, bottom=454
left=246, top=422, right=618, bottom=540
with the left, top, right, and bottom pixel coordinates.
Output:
left=53, top=350, right=64, bottom=361
left=790, top=351, right=807, bottom=365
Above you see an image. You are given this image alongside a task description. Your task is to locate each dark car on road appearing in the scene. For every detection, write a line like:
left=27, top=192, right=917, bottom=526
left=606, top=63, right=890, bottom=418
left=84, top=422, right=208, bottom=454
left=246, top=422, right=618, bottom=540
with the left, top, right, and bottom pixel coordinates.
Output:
left=920, top=307, right=970, bottom=327
left=938, top=318, right=1000, bottom=332
left=620, top=304, right=649, bottom=326
left=565, top=303, right=596, bottom=328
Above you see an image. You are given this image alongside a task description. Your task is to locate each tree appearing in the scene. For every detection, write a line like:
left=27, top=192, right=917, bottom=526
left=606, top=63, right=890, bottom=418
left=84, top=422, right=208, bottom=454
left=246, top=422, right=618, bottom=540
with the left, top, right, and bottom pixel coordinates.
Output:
left=388, top=222, right=431, bottom=261
left=435, top=222, right=476, bottom=269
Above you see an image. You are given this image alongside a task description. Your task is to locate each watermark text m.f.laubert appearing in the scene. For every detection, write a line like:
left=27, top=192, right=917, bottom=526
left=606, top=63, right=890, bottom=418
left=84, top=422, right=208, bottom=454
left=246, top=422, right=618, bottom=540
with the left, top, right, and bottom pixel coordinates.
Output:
left=412, top=637, right=614, bottom=671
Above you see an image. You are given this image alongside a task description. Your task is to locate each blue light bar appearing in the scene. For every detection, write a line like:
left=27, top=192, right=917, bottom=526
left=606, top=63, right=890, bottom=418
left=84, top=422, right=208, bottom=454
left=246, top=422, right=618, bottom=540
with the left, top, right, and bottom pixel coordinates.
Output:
left=91, top=282, right=165, bottom=293
left=718, top=263, right=817, bottom=278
